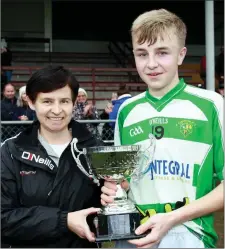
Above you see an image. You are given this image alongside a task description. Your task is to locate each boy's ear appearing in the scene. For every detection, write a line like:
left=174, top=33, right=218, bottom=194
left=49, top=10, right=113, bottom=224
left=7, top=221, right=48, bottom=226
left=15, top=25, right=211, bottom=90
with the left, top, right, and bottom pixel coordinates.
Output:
left=178, top=47, right=187, bottom=66
left=27, top=97, right=35, bottom=111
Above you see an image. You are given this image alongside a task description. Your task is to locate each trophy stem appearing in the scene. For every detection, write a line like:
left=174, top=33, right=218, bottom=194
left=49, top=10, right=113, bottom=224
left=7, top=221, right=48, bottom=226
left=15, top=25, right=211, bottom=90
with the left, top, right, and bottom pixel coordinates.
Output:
left=114, top=183, right=127, bottom=201
left=101, top=183, right=136, bottom=215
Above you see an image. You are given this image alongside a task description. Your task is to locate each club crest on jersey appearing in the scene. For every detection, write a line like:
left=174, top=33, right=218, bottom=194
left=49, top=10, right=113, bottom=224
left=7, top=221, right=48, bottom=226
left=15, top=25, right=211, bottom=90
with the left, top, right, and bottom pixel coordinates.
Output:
left=177, top=120, right=196, bottom=138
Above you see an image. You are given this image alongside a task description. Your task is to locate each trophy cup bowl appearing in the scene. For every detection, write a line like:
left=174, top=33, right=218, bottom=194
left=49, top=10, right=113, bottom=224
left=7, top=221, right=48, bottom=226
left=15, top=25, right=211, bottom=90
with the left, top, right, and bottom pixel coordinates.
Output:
left=84, top=145, right=146, bottom=242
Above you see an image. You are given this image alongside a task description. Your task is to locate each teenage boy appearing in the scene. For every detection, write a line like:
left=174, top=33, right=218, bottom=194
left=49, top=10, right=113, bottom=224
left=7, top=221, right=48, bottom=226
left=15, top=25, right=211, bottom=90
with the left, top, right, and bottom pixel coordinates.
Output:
left=101, top=9, right=224, bottom=248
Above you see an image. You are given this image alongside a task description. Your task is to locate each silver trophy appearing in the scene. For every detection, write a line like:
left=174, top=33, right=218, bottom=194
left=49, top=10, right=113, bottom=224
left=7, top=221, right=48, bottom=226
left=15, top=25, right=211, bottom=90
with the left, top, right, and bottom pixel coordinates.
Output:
left=71, top=134, right=156, bottom=242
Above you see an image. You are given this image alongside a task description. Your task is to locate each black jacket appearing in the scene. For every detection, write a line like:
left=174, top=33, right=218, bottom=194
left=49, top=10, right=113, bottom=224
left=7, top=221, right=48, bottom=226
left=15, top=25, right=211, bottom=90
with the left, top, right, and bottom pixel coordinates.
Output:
left=1, top=97, right=18, bottom=121
left=1, top=120, right=102, bottom=248
left=14, top=105, right=36, bottom=120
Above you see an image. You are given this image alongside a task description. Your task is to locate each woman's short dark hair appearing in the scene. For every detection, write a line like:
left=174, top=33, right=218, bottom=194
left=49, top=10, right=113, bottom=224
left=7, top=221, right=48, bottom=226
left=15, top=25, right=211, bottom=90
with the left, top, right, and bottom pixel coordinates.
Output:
left=26, top=65, right=79, bottom=103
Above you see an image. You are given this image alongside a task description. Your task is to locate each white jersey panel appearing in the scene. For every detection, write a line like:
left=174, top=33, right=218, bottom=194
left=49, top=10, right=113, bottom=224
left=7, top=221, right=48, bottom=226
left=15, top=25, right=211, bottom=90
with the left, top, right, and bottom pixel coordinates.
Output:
left=128, top=138, right=211, bottom=205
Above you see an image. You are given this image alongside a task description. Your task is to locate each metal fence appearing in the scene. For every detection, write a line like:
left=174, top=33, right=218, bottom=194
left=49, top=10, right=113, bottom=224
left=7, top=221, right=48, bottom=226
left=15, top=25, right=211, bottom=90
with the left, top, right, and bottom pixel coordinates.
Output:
left=1, top=120, right=115, bottom=145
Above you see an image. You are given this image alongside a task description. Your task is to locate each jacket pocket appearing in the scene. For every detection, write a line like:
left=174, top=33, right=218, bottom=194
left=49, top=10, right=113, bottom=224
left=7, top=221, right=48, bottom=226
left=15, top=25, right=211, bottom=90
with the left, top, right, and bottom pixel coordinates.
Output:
left=19, top=167, right=53, bottom=206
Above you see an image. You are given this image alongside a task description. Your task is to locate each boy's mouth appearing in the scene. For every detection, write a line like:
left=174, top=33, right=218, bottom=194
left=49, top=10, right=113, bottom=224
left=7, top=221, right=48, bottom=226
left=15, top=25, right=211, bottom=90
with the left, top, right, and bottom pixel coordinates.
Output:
left=148, top=72, right=162, bottom=76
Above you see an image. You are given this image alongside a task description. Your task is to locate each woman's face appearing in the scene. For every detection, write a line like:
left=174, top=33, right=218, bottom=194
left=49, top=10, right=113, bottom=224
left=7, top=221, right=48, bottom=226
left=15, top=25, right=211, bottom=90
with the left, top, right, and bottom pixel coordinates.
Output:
left=21, top=92, right=28, bottom=102
left=77, top=92, right=87, bottom=103
left=28, top=85, right=74, bottom=134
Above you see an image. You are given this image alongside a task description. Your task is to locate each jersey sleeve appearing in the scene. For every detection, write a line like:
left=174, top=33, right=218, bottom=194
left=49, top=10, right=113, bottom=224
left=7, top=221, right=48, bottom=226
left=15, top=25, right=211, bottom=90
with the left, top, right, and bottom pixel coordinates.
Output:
left=213, top=95, right=224, bottom=181
left=114, top=115, right=122, bottom=146
left=114, top=104, right=125, bottom=146
left=114, top=109, right=133, bottom=183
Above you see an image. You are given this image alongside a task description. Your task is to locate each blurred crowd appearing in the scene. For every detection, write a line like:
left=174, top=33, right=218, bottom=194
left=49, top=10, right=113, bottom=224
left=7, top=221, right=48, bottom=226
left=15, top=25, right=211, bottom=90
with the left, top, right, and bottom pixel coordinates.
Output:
left=1, top=81, right=133, bottom=142
left=1, top=39, right=224, bottom=140
left=200, top=46, right=224, bottom=96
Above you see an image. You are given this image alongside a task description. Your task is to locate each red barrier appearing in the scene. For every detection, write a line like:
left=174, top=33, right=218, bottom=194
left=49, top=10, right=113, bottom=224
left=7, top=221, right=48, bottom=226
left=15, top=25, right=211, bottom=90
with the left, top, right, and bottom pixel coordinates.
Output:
left=2, top=66, right=203, bottom=105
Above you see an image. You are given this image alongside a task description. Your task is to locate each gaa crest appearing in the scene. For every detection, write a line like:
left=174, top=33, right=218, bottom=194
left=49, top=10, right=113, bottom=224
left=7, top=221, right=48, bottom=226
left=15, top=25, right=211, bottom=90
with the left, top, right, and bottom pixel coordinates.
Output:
left=177, top=120, right=196, bottom=138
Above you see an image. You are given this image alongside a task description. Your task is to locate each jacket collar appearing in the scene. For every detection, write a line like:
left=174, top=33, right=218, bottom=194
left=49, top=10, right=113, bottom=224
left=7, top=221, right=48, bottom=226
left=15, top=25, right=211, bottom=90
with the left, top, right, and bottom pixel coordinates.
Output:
left=11, top=120, right=93, bottom=173
left=14, top=119, right=92, bottom=148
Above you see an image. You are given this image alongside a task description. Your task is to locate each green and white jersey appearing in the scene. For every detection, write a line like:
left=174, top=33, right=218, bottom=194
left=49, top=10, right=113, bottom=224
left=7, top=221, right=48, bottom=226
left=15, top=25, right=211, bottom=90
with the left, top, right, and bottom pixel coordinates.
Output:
left=114, top=79, right=224, bottom=248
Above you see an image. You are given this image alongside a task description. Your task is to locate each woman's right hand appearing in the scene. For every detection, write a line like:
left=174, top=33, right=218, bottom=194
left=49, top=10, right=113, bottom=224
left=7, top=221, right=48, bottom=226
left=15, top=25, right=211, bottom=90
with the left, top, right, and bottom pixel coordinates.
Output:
left=67, top=207, right=100, bottom=242
left=100, top=180, right=130, bottom=206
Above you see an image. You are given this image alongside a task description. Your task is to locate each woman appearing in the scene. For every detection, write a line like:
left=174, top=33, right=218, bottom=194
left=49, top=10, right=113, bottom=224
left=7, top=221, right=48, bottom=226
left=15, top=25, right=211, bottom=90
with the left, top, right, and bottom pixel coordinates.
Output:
left=72, top=88, right=100, bottom=139
left=1, top=66, right=102, bottom=248
left=15, top=85, right=36, bottom=120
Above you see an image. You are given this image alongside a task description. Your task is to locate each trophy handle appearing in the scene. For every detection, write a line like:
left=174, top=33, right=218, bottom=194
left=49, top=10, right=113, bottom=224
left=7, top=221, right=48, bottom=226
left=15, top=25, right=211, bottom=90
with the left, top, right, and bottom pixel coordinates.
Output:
left=141, top=133, right=156, bottom=173
left=131, top=134, right=156, bottom=181
left=71, top=138, right=100, bottom=185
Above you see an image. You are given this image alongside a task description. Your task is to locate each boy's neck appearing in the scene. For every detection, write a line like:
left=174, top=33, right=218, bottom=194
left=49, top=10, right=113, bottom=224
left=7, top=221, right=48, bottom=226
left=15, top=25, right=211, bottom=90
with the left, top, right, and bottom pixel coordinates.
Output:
left=39, top=127, right=72, bottom=145
left=148, top=74, right=180, bottom=97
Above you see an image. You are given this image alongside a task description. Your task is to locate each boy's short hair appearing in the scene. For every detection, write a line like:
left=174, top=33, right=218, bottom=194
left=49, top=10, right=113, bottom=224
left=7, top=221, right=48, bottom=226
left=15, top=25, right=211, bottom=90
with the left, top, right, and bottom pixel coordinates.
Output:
left=26, top=65, right=79, bottom=103
left=131, top=9, right=187, bottom=47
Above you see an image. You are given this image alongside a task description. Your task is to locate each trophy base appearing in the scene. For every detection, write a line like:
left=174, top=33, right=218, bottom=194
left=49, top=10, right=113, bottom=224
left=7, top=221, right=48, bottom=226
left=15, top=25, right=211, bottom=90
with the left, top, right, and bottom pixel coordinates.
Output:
left=95, top=233, right=145, bottom=242
left=93, top=211, right=146, bottom=242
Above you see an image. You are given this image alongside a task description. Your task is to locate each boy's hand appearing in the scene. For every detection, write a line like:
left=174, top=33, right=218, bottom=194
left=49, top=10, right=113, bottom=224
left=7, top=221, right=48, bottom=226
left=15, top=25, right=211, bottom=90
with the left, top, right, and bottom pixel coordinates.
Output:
left=101, top=179, right=129, bottom=206
left=128, top=213, right=175, bottom=248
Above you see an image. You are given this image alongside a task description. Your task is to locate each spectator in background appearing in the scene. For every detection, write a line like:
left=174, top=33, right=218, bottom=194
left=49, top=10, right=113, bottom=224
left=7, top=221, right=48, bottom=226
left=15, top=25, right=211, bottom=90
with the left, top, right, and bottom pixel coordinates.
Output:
left=1, top=39, right=13, bottom=83
left=1, top=71, right=8, bottom=97
left=72, top=88, right=101, bottom=138
left=100, top=93, right=117, bottom=143
left=14, top=86, right=36, bottom=121
left=1, top=83, right=17, bottom=121
left=215, top=46, right=224, bottom=96
left=200, top=54, right=206, bottom=88
left=111, top=92, right=118, bottom=101
left=109, top=83, right=132, bottom=129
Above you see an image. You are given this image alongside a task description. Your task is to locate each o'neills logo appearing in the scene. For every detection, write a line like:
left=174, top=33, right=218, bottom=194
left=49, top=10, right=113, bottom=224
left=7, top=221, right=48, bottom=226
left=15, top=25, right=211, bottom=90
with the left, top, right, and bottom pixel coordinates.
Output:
left=22, top=151, right=54, bottom=170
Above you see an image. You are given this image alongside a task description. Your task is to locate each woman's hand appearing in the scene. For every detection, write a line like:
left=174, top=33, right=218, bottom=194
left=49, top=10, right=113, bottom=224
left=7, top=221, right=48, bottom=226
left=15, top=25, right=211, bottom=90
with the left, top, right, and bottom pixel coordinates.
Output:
left=67, top=207, right=101, bottom=242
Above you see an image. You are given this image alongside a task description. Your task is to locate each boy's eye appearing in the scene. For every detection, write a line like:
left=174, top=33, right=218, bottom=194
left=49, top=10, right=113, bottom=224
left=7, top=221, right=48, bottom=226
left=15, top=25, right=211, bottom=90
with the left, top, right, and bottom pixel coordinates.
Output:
left=158, top=52, right=167, bottom=56
left=138, top=53, right=147, bottom=57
